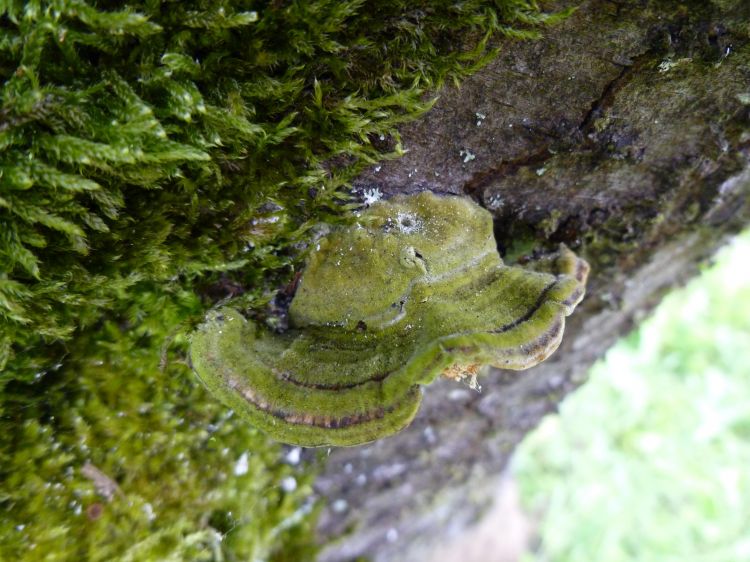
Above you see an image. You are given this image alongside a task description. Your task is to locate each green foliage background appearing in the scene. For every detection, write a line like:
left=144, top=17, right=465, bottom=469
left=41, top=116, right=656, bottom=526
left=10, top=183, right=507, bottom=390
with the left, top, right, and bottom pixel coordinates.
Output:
left=0, top=1, right=569, bottom=559
left=515, top=230, right=750, bottom=562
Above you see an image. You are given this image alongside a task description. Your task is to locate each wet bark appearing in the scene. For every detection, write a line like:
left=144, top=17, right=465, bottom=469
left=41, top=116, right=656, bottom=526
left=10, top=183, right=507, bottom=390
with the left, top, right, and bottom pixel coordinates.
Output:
left=312, top=1, right=750, bottom=560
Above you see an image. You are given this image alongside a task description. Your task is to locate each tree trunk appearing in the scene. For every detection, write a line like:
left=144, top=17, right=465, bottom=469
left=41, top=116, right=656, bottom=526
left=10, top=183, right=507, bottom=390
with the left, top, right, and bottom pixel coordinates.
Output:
left=311, top=1, right=750, bottom=560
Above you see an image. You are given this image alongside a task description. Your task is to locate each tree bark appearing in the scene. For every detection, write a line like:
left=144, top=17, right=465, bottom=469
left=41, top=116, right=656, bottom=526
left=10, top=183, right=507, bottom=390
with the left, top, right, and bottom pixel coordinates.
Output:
left=312, top=1, right=750, bottom=560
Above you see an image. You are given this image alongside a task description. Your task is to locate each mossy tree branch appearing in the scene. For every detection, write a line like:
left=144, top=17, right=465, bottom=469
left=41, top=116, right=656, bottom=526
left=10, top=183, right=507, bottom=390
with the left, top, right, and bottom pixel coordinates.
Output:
left=1, top=1, right=568, bottom=559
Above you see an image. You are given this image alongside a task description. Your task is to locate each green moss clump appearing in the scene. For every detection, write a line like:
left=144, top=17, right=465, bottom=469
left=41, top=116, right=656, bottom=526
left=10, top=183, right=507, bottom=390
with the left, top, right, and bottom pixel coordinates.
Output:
left=0, top=306, right=320, bottom=561
left=0, top=0, right=570, bottom=558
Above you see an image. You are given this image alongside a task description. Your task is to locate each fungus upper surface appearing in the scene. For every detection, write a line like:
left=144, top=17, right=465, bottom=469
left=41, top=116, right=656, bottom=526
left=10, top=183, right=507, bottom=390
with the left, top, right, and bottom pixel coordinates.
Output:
left=190, top=192, right=589, bottom=447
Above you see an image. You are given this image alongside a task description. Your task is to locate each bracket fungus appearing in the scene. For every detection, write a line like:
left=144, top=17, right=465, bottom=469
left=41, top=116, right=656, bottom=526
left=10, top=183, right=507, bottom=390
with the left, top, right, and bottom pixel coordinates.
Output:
left=190, top=192, right=589, bottom=447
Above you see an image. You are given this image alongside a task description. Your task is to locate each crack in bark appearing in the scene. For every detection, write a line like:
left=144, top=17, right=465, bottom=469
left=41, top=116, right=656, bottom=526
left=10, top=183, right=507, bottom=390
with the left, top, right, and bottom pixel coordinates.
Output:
left=461, top=47, right=656, bottom=206
left=461, top=145, right=554, bottom=204
left=578, top=48, right=654, bottom=136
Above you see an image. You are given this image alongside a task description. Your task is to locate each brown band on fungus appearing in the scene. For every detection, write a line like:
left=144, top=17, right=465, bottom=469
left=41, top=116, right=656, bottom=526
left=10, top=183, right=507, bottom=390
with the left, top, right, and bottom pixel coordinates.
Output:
left=232, top=376, right=420, bottom=430
left=490, top=281, right=558, bottom=334
left=275, top=279, right=567, bottom=390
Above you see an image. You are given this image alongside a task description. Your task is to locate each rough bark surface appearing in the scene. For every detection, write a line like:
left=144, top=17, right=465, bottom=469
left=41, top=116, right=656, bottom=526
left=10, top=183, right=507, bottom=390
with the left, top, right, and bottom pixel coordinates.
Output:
left=312, top=1, right=750, bottom=560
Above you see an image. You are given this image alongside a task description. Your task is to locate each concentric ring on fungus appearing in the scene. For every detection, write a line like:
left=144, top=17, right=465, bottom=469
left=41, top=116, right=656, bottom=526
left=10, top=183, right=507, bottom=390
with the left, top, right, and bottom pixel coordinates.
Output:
left=190, top=191, right=589, bottom=447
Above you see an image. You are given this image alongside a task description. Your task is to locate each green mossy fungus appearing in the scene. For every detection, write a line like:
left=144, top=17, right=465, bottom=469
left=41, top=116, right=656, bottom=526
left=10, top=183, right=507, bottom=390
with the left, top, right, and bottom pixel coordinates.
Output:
left=0, top=1, right=571, bottom=559
left=191, top=193, right=589, bottom=447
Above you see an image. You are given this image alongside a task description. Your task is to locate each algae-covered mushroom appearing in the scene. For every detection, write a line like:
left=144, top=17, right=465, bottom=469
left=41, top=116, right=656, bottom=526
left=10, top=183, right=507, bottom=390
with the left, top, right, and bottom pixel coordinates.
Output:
left=190, top=192, right=589, bottom=447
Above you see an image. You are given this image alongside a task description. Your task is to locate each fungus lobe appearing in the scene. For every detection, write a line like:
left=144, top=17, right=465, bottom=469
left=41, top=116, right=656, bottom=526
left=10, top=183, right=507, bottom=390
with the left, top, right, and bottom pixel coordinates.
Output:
left=190, top=192, right=589, bottom=447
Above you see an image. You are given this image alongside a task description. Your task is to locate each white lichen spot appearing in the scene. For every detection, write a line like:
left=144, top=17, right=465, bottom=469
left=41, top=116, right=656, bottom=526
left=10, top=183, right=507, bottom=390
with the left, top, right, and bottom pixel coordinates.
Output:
left=374, top=165, right=382, bottom=172
left=658, top=57, right=691, bottom=73
left=250, top=215, right=279, bottom=226
left=386, top=528, right=399, bottom=542
left=448, top=388, right=471, bottom=401
left=395, top=211, right=422, bottom=234
left=332, top=499, right=348, bottom=513
left=423, top=425, right=437, bottom=445
left=536, top=166, right=547, bottom=176
left=658, top=59, right=676, bottom=72
left=459, top=149, right=476, bottom=163
left=355, top=473, right=367, bottom=486
left=280, top=476, right=297, bottom=492
left=285, top=447, right=302, bottom=465
left=372, top=463, right=407, bottom=480
left=142, top=502, right=156, bottom=521
left=487, top=193, right=505, bottom=211
left=362, top=188, right=383, bottom=207
left=234, top=452, right=249, bottom=476
left=475, top=111, right=486, bottom=126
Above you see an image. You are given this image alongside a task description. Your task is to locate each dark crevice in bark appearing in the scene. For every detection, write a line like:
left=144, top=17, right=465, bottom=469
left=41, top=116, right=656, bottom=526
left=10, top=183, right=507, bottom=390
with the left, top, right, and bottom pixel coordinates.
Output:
left=577, top=48, right=654, bottom=137
left=461, top=146, right=554, bottom=203
left=462, top=45, right=657, bottom=213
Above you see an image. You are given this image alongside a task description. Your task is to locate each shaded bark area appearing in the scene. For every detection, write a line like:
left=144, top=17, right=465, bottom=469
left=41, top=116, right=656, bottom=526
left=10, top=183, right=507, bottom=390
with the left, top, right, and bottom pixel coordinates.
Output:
left=312, top=1, right=750, bottom=560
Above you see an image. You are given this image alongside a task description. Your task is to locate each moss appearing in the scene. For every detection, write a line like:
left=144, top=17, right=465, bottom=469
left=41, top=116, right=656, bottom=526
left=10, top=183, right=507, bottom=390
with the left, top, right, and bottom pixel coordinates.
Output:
left=0, top=0, right=571, bottom=558
left=1, top=311, right=320, bottom=561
